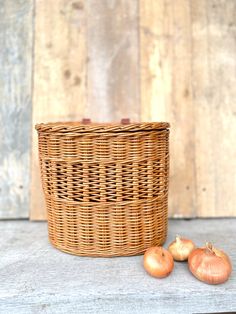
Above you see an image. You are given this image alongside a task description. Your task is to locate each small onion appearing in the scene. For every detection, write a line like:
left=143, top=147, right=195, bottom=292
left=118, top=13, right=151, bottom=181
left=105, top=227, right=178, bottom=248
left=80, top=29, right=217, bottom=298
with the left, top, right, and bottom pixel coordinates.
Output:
left=188, top=242, right=232, bottom=285
left=143, top=246, right=174, bottom=278
left=168, top=235, right=195, bottom=261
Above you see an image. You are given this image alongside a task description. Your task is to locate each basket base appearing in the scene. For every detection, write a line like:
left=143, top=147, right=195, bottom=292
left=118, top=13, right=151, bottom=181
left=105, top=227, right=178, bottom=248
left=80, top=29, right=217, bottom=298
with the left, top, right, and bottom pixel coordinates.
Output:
left=48, top=235, right=167, bottom=257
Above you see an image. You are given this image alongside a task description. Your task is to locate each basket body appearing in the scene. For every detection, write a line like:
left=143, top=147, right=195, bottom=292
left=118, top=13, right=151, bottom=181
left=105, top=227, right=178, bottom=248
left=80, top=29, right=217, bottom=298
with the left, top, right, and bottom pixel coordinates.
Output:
left=36, top=122, right=170, bottom=257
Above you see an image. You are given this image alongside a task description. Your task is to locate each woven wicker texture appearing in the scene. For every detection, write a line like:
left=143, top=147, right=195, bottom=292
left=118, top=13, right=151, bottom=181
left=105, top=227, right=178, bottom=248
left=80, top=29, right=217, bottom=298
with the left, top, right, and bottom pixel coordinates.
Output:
left=36, top=122, right=170, bottom=257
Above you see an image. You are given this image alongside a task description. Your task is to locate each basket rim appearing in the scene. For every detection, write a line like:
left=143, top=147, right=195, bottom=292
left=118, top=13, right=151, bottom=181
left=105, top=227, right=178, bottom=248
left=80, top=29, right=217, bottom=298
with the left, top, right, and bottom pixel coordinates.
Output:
left=35, top=121, right=170, bottom=133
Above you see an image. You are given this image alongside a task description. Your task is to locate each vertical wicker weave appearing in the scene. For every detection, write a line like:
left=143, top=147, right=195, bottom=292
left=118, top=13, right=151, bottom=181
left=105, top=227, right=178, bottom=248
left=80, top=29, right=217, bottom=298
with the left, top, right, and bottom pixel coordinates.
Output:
left=36, top=122, right=170, bottom=257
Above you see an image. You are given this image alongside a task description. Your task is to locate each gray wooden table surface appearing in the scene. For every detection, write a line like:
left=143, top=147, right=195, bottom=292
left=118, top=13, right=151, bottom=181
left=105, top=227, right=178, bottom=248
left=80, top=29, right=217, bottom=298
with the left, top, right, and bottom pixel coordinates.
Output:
left=0, top=219, right=235, bottom=314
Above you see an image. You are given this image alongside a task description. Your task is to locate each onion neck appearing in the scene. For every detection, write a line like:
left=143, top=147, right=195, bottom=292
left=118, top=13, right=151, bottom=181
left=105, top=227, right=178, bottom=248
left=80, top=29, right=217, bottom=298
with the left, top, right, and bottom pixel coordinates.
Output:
left=176, top=235, right=181, bottom=243
left=205, top=242, right=215, bottom=255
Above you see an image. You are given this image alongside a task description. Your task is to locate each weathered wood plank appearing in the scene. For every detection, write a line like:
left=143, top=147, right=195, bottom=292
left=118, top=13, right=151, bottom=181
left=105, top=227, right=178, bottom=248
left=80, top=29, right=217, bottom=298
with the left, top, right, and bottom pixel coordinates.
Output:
left=0, top=0, right=33, bottom=218
left=140, top=0, right=196, bottom=217
left=0, top=219, right=235, bottom=313
left=205, top=0, right=236, bottom=216
left=140, top=0, right=236, bottom=217
left=190, top=0, right=216, bottom=217
left=30, top=0, right=87, bottom=220
left=87, top=0, right=140, bottom=122
left=140, top=0, right=173, bottom=122
left=170, top=0, right=196, bottom=217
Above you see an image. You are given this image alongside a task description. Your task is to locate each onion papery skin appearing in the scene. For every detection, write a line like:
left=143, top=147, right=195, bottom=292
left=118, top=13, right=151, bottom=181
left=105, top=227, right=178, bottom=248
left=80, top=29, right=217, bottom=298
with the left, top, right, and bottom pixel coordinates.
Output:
left=188, top=246, right=232, bottom=285
left=144, top=247, right=174, bottom=278
left=168, top=236, right=195, bottom=261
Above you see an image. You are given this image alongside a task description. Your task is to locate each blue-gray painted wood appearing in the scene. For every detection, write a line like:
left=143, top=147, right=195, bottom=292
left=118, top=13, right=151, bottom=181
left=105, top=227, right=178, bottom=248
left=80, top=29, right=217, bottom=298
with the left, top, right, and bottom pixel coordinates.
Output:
left=0, top=0, right=33, bottom=218
left=0, top=219, right=235, bottom=313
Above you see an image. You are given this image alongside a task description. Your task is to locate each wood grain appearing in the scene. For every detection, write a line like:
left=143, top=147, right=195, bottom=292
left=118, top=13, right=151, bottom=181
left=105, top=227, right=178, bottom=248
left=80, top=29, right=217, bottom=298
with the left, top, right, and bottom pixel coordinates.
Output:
left=140, top=0, right=196, bottom=217
left=204, top=0, right=236, bottom=216
left=170, top=0, right=196, bottom=217
left=87, top=0, right=140, bottom=122
left=140, top=0, right=236, bottom=217
left=190, top=0, right=215, bottom=217
left=30, top=0, right=87, bottom=220
left=140, top=0, right=173, bottom=122
left=0, top=0, right=33, bottom=218
left=0, top=219, right=235, bottom=313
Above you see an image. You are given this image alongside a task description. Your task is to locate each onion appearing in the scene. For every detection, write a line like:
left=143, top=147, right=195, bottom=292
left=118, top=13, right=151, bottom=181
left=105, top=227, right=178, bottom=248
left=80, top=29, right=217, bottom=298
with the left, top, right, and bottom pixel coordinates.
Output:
left=143, top=246, right=174, bottom=278
left=168, top=235, right=195, bottom=261
left=188, top=242, right=232, bottom=285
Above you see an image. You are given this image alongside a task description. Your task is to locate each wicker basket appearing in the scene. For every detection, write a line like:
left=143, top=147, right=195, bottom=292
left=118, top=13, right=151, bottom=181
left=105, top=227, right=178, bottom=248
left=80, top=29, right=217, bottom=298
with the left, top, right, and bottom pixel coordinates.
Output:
left=36, top=121, right=170, bottom=257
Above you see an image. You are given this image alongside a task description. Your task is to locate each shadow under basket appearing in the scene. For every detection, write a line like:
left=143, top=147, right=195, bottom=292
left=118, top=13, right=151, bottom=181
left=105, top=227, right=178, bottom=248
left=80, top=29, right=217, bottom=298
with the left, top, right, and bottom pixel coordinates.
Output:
left=36, top=121, right=170, bottom=257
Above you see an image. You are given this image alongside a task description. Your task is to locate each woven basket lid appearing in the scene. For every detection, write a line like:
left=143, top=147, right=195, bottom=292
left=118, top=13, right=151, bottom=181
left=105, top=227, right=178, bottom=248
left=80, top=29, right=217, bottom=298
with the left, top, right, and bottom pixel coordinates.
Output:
left=35, top=121, right=170, bottom=134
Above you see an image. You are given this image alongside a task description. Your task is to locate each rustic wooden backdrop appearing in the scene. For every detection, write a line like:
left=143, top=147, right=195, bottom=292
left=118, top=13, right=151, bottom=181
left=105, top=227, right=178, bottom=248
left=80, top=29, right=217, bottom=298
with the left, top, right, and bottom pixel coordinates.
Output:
left=0, top=0, right=235, bottom=220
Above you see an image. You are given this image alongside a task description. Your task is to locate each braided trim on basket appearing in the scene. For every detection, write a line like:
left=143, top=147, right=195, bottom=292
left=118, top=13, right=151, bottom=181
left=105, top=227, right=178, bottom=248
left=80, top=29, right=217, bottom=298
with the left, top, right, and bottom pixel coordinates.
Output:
left=36, top=122, right=170, bottom=133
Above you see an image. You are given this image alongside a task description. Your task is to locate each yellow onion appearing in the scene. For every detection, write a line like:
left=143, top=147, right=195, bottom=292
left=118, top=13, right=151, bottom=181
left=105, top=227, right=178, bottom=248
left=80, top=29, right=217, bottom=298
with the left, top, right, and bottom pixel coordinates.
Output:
left=143, top=246, right=174, bottom=278
left=168, top=235, right=195, bottom=261
left=188, top=242, right=232, bottom=285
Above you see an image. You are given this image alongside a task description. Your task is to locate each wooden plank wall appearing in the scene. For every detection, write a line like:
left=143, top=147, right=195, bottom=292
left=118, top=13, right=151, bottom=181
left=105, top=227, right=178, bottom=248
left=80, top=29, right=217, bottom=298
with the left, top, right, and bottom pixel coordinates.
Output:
left=31, top=0, right=87, bottom=220
left=140, top=0, right=236, bottom=217
left=30, top=0, right=140, bottom=220
left=87, top=0, right=140, bottom=122
left=0, top=0, right=235, bottom=219
left=0, top=0, right=33, bottom=218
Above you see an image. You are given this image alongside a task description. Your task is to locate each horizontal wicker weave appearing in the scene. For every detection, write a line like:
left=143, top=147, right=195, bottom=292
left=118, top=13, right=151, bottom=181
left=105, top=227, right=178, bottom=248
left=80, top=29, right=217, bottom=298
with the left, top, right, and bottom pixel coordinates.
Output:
left=36, top=121, right=170, bottom=257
